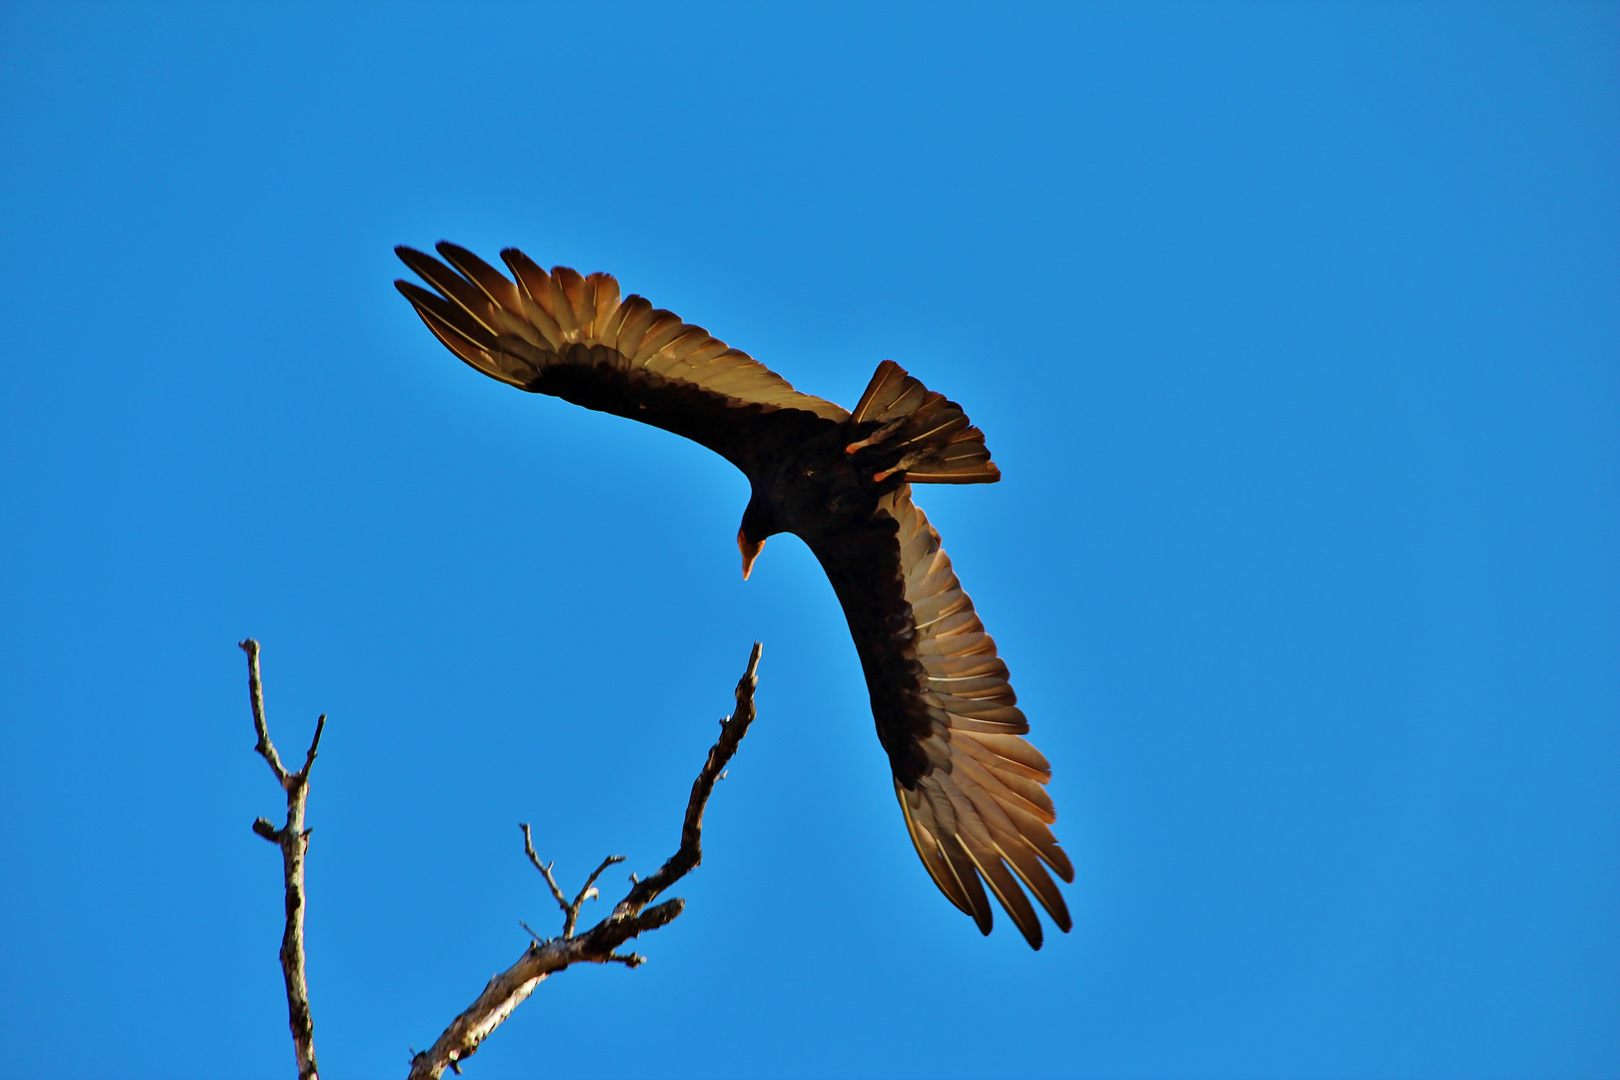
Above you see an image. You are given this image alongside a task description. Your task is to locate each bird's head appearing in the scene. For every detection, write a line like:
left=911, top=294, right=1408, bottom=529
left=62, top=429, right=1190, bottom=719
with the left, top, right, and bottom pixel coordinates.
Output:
left=737, top=493, right=778, bottom=581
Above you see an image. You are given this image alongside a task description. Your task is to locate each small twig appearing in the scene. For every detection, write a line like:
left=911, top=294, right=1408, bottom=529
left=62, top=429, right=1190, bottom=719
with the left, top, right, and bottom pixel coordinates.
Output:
left=516, top=826, right=626, bottom=937
left=300, top=713, right=327, bottom=777
left=245, top=638, right=290, bottom=787
left=406, top=642, right=764, bottom=1080
left=519, top=823, right=569, bottom=916
left=566, top=855, right=625, bottom=937
left=240, top=638, right=323, bottom=1080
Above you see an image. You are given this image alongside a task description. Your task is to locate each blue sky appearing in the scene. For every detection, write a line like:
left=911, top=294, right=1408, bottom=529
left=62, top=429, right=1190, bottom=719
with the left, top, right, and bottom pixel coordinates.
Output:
left=1, top=2, right=1616, bottom=1077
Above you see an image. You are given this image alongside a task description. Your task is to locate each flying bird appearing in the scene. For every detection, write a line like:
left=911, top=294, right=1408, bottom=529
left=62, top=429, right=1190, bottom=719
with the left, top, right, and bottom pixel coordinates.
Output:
left=395, top=243, right=1073, bottom=947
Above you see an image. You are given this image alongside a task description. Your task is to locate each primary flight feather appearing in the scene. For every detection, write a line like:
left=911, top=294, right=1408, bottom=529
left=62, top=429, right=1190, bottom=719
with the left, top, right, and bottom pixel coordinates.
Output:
left=395, top=243, right=1073, bottom=947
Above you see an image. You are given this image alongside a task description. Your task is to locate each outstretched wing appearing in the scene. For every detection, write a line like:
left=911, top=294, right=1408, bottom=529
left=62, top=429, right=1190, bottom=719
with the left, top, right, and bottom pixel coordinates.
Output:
left=395, top=243, right=848, bottom=473
left=810, top=487, right=1072, bottom=948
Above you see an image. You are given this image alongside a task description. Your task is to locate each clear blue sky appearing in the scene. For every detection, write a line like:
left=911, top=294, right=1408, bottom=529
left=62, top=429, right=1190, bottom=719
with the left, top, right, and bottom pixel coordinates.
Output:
left=2, top=3, right=1616, bottom=1077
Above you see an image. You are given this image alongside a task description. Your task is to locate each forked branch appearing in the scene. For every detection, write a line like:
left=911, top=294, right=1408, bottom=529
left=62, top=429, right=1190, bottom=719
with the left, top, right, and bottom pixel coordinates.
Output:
left=241, top=638, right=325, bottom=1080
left=520, top=826, right=624, bottom=940
left=406, top=641, right=764, bottom=1080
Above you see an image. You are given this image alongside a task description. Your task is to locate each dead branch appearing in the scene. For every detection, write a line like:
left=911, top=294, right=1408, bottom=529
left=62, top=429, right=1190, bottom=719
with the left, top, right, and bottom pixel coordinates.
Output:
left=519, top=826, right=626, bottom=940
left=241, top=638, right=324, bottom=1080
left=406, top=641, right=764, bottom=1080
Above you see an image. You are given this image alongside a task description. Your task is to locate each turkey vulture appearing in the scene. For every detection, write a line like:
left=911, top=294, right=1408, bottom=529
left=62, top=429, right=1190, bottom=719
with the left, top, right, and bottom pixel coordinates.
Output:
left=395, top=243, right=1073, bottom=948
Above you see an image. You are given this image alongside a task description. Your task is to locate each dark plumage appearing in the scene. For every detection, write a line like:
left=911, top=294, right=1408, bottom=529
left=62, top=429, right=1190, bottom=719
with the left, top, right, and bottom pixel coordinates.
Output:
left=395, top=243, right=1073, bottom=947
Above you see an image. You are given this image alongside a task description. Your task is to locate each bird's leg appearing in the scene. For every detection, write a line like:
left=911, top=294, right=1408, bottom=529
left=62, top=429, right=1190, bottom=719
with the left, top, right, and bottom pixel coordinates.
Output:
left=872, top=448, right=933, bottom=483
left=844, top=418, right=906, bottom=455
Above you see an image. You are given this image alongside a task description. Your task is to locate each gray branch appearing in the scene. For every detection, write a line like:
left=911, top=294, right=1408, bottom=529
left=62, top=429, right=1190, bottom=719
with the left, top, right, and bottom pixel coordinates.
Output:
left=406, top=641, right=764, bottom=1080
left=241, top=638, right=324, bottom=1080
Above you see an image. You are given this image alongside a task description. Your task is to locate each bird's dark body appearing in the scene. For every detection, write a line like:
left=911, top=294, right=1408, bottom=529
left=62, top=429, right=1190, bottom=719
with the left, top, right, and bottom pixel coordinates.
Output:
left=395, top=243, right=1073, bottom=947
left=739, top=428, right=938, bottom=788
left=552, top=354, right=938, bottom=785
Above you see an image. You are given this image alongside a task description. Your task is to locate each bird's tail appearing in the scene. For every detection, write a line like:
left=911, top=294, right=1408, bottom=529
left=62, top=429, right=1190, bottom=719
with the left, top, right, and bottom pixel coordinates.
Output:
left=845, top=361, right=1001, bottom=484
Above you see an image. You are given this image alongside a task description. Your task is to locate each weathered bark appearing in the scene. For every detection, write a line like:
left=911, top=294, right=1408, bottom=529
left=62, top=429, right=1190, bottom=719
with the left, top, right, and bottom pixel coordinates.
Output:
left=241, top=638, right=324, bottom=1080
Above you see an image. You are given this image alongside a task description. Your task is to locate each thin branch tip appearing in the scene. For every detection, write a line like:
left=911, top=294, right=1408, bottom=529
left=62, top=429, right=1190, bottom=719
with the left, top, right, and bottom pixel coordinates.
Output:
left=520, top=823, right=570, bottom=916
left=298, top=713, right=327, bottom=778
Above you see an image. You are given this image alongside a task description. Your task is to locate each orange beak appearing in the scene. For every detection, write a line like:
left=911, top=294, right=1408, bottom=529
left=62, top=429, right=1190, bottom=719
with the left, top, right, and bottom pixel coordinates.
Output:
left=738, top=529, right=765, bottom=580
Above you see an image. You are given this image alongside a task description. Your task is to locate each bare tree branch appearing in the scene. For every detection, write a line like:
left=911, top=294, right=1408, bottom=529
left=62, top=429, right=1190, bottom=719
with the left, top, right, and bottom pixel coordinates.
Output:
left=519, top=823, right=570, bottom=916
left=406, top=641, right=764, bottom=1080
left=517, top=829, right=628, bottom=938
left=240, top=638, right=323, bottom=1080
